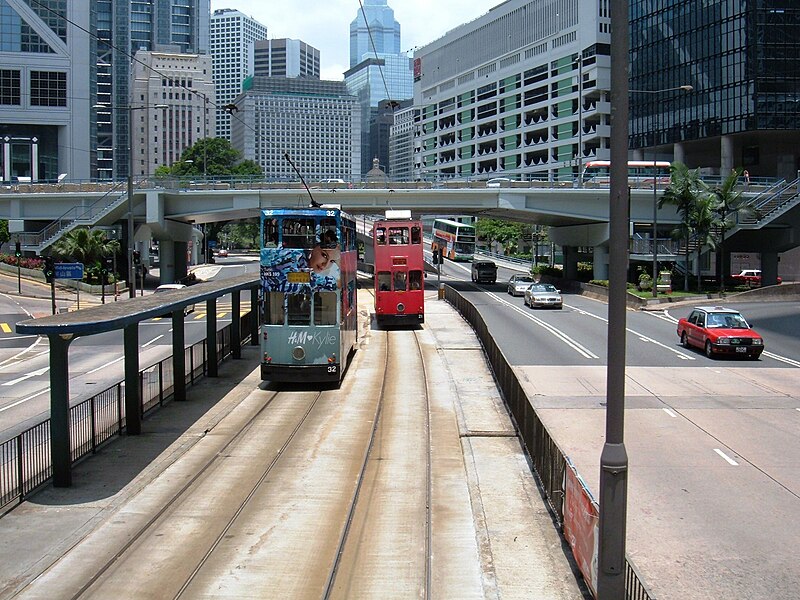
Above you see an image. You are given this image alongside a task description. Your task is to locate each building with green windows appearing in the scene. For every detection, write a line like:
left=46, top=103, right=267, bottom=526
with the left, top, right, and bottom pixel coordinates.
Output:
left=411, top=0, right=611, bottom=182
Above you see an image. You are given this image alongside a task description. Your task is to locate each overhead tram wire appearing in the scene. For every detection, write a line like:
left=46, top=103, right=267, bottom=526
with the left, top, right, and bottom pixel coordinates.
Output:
left=27, top=0, right=317, bottom=192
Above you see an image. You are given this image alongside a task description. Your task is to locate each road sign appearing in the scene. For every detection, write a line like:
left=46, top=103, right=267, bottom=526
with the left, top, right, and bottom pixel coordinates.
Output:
left=208, top=240, right=217, bottom=248
left=54, top=262, right=84, bottom=280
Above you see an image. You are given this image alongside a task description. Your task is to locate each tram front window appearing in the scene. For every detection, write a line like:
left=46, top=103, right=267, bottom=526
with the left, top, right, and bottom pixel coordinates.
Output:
left=314, top=292, right=337, bottom=325
left=411, top=226, right=422, bottom=244
left=377, top=271, right=391, bottom=291
left=266, top=292, right=285, bottom=325
left=394, top=270, right=407, bottom=291
left=287, top=292, right=311, bottom=325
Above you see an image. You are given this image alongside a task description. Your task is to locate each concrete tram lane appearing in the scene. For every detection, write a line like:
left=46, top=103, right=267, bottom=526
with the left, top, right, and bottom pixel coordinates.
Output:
left=0, top=288, right=587, bottom=599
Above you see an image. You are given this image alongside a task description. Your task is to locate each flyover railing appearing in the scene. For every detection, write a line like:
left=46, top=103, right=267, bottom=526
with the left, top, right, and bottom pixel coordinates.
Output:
left=0, top=311, right=254, bottom=515
left=444, top=286, right=655, bottom=600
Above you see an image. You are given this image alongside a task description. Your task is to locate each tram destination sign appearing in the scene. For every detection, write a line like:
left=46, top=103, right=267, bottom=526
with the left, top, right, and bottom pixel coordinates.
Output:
left=54, top=262, right=84, bottom=280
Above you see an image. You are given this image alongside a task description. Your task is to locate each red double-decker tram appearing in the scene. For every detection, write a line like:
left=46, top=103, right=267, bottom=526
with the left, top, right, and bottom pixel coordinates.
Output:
left=373, top=211, right=425, bottom=326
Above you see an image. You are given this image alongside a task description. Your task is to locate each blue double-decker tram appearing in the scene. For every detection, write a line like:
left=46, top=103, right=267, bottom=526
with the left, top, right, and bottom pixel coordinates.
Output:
left=260, top=207, right=358, bottom=384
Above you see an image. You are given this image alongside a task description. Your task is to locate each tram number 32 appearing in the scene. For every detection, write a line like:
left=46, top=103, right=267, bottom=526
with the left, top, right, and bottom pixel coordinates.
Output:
left=327, top=365, right=338, bottom=373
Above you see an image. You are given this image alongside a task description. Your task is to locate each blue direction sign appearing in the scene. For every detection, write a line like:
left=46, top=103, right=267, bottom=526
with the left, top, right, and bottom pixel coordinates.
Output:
left=54, top=262, right=84, bottom=280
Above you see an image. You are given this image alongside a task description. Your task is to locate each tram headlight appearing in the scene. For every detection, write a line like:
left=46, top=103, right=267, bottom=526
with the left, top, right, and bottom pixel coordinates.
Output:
left=396, top=302, right=405, bottom=313
left=292, top=346, right=306, bottom=361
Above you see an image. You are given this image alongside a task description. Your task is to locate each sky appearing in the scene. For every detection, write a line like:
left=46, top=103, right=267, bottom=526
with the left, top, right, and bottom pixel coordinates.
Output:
left=211, top=0, right=495, bottom=81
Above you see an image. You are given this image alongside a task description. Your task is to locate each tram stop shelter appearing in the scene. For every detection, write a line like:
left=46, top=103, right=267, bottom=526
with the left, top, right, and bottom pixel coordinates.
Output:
left=15, top=274, right=261, bottom=488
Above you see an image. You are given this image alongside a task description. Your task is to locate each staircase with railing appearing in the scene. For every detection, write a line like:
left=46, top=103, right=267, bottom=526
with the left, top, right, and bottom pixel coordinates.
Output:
left=17, top=181, right=129, bottom=252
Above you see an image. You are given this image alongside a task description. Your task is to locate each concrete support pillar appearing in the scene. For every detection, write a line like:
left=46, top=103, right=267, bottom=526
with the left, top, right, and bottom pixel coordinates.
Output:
left=124, top=324, right=141, bottom=435
left=674, top=143, right=686, bottom=165
left=172, top=310, right=186, bottom=401
left=563, top=246, right=579, bottom=280
left=174, top=241, right=189, bottom=282
left=48, top=333, right=73, bottom=487
left=206, top=297, right=218, bottom=377
left=31, top=139, right=39, bottom=181
left=631, top=149, right=644, bottom=161
left=721, top=135, right=735, bottom=176
left=159, top=239, right=175, bottom=284
left=593, top=245, right=609, bottom=280
left=761, top=252, right=780, bottom=286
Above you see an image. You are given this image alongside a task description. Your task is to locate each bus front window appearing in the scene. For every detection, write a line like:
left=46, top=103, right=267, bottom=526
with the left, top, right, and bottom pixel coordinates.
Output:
left=287, top=292, right=311, bottom=325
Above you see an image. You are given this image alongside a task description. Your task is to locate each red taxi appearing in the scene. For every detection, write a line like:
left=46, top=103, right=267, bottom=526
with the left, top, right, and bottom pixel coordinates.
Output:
left=676, top=306, right=764, bottom=359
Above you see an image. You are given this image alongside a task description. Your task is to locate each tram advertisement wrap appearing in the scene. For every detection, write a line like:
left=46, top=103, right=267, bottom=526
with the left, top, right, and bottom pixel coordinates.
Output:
left=563, top=459, right=598, bottom=597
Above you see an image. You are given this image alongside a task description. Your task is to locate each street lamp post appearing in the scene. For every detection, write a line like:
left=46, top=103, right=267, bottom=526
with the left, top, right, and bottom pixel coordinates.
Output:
left=629, top=85, right=693, bottom=298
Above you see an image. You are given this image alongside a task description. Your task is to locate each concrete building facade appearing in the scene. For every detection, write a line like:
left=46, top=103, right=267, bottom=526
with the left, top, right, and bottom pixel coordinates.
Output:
left=210, top=8, right=267, bottom=141
left=131, top=51, right=216, bottom=175
left=254, top=38, right=320, bottom=79
left=230, top=77, right=361, bottom=182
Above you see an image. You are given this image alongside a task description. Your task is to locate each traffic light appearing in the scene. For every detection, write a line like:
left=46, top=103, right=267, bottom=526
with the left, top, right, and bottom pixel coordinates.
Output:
left=15, top=241, right=21, bottom=258
left=132, top=250, right=141, bottom=265
left=43, top=256, right=55, bottom=283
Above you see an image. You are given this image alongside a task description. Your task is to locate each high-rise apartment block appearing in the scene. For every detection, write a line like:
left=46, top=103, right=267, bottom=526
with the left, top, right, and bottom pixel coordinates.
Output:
left=230, top=77, right=360, bottom=182
left=410, top=0, right=611, bottom=182
left=254, top=39, right=320, bottom=79
left=131, top=51, right=216, bottom=175
left=210, top=8, right=267, bottom=140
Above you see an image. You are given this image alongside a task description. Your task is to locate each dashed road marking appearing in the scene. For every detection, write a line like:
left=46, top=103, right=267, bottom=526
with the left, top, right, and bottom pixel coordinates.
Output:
left=714, top=448, right=739, bottom=466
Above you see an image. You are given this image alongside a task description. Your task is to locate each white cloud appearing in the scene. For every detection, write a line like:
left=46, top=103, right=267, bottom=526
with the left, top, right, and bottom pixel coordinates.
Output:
left=211, top=0, right=492, bottom=80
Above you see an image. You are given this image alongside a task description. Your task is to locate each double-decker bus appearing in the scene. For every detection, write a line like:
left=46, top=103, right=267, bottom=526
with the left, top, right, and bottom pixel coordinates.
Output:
left=260, top=207, right=357, bottom=384
left=431, top=218, right=476, bottom=262
left=581, top=160, right=671, bottom=185
left=373, top=210, right=424, bottom=326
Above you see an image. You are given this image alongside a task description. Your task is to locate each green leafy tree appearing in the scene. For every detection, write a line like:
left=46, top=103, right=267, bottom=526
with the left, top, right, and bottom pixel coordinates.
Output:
left=51, top=228, right=120, bottom=282
left=661, top=162, right=708, bottom=291
left=154, top=138, right=262, bottom=178
left=475, top=218, right=530, bottom=254
left=220, top=219, right=259, bottom=249
left=0, top=219, right=9, bottom=246
left=709, top=168, right=758, bottom=293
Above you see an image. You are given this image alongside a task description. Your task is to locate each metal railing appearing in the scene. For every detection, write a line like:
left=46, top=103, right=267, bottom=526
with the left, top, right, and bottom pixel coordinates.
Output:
left=0, top=311, right=253, bottom=514
left=444, top=286, right=655, bottom=600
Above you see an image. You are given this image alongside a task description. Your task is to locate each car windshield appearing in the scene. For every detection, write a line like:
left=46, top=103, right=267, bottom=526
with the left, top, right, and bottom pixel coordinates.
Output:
left=707, top=312, right=749, bottom=329
left=515, top=276, right=534, bottom=284
left=529, top=284, right=557, bottom=293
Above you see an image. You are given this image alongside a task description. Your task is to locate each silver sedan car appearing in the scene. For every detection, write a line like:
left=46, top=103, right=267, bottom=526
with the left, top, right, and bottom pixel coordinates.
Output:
left=524, top=283, right=563, bottom=309
left=507, top=274, right=536, bottom=296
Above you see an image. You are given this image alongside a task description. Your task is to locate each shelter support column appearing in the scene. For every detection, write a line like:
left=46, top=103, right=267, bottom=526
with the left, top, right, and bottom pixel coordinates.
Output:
left=761, top=252, right=780, bottom=286
left=563, top=246, right=579, bottom=281
left=207, top=298, right=218, bottom=377
left=593, top=245, right=609, bottom=280
left=172, top=310, right=186, bottom=401
left=231, top=291, right=241, bottom=359
left=48, top=333, right=73, bottom=487
left=250, top=287, right=259, bottom=346
left=124, top=323, right=141, bottom=435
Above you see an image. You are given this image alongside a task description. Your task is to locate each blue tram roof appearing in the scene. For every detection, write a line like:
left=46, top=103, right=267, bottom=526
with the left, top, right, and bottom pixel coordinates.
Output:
left=261, top=207, right=351, bottom=219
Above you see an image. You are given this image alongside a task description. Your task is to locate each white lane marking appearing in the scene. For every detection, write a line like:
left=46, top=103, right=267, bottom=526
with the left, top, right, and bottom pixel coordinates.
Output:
left=761, top=351, right=800, bottom=368
left=714, top=448, right=739, bottom=466
left=572, top=306, right=696, bottom=361
left=0, top=335, right=39, bottom=341
left=86, top=356, right=124, bottom=374
left=0, top=388, right=48, bottom=413
left=142, top=334, right=165, bottom=348
left=663, top=408, right=678, bottom=418
left=486, top=291, right=599, bottom=359
left=0, top=336, right=47, bottom=370
left=2, top=366, right=49, bottom=386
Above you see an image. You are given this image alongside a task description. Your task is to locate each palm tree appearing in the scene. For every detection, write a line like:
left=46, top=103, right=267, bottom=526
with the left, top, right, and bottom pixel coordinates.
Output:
left=709, top=168, right=759, bottom=293
left=688, top=194, right=717, bottom=293
left=660, top=162, right=708, bottom=291
left=52, top=228, right=120, bottom=281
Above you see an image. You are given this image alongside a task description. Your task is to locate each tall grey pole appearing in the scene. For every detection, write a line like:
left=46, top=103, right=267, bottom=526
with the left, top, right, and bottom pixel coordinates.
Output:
left=577, top=55, right=583, bottom=188
left=652, top=119, right=659, bottom=298
left=597, top=0, right=629, bottom=597
left=127, top=107, right=136, bottom=299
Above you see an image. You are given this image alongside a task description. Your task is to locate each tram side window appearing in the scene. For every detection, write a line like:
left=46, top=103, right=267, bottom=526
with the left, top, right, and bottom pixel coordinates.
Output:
left=287, top=292, right=311, bottom=325
left=389, top=227, right=408, bottom=245
left=320, top=218, right=338, bottom=248
left=409, top=270, right=422, bottom=290
left=266, top=292, right=285, bottom=325
left=314, top=292, right=337, bottom=325
left=263, top=219, right=279, bottom=247
left=394, top=270, right=407, bottom=291
left=377, top=271, right=391, bottom=291
left=411, top=226, right=422, bottom=244
left=282, top=218, right=316, bottom=248
left=376, top=227, right=387, bottom=245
